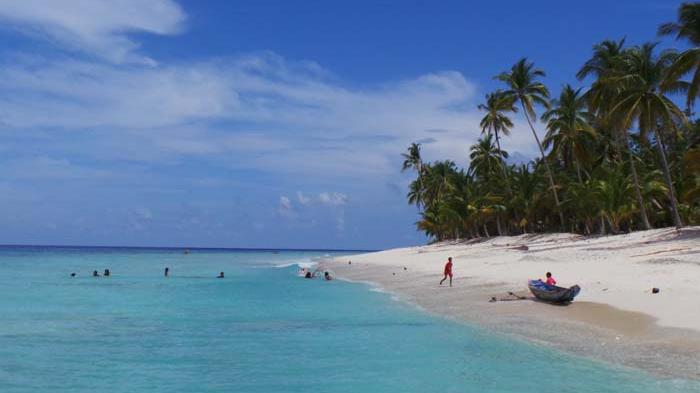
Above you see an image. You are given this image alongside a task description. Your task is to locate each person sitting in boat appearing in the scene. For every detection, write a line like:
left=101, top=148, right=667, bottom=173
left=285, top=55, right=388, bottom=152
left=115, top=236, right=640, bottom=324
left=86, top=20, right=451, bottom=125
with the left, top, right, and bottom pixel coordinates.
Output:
left=324, top=271, right=333, bottom=281
left=545, top=272, right=556, bottom=286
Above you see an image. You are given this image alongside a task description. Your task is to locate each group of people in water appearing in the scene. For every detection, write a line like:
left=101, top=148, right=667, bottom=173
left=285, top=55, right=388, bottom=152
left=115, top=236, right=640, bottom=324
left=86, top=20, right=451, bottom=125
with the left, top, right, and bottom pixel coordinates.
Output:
left=298, top=267, right=333, bottom=281
left=70, top=267, right=226, bottom=278
left=69, top=269, right=111, bottom=277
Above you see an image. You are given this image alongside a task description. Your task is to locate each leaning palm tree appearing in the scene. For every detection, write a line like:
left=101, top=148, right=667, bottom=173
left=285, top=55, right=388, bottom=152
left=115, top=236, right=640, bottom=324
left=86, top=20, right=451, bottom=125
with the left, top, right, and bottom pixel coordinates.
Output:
left=478, top=91, right=517, bottom=194
left=496, top=58, right=564, bottom=227
left=659, top=2, right=700, bottom=111
left=608, top=43, right=686, bottom=229
left=579, top=38, right=653, bottom=230
left=542, top=85, right=597, bottom=183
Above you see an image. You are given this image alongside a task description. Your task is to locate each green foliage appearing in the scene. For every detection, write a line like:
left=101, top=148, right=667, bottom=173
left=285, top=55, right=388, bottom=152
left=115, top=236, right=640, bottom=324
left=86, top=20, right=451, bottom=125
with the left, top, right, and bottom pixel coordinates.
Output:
left=404, top=3, right=700, bottom=240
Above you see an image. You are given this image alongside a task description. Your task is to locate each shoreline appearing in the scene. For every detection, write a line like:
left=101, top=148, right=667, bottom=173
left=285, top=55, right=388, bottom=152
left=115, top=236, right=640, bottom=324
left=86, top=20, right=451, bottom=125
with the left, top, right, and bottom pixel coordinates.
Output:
left=328, top=227, right=700, bottom=380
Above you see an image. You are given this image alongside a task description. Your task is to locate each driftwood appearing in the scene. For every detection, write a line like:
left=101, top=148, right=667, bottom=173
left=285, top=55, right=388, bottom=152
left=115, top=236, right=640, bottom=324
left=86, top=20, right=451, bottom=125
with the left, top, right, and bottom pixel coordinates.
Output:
left=489, top=291, right=529, bottom=302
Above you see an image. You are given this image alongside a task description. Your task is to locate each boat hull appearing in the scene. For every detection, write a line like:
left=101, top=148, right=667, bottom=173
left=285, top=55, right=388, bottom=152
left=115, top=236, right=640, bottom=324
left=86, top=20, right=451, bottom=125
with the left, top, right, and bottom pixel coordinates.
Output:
left=528, top=280, right=581, bottom=303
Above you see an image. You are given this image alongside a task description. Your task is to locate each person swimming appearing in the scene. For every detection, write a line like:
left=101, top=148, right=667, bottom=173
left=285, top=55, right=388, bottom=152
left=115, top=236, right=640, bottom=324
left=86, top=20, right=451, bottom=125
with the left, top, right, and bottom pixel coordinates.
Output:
left=93, top=270, right=100, bottom=277
left=305, top=271, right=313, bottom=279
left=70, top=273, right=76, bottom=277
left=165, top=267, right=170, bottom=277
left=104, top=269, right=110, bottom=277
left=217, top=272, right=224, bottom=279
left=324, top=271, right=333, bottom=281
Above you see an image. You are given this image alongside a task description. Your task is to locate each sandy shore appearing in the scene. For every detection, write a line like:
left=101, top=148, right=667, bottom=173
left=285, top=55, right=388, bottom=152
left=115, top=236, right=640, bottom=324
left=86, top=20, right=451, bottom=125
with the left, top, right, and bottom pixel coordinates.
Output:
left=328, top=227, right=700, bottom=379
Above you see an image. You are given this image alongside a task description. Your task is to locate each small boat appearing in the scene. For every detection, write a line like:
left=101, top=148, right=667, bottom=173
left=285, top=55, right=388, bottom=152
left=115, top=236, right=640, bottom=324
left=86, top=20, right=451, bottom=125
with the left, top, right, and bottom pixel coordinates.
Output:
left=528, top=279, right=581, bottom=303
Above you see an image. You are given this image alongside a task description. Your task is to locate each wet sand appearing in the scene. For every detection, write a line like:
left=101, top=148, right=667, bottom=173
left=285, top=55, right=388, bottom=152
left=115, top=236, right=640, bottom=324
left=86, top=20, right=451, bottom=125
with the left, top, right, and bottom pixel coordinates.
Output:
left=328, top=228, right=700, bottom=379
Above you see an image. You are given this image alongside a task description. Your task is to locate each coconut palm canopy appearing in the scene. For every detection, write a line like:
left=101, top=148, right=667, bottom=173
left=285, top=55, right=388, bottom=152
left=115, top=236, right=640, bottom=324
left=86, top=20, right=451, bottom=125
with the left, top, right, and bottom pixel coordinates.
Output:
left=404, top=3, right=700, bottom=241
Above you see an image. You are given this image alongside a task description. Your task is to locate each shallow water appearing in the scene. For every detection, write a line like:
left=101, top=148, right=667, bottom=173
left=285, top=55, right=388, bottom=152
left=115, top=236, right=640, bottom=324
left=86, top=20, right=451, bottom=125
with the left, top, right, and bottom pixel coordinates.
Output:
left=0, top=246, right=697, bottom=392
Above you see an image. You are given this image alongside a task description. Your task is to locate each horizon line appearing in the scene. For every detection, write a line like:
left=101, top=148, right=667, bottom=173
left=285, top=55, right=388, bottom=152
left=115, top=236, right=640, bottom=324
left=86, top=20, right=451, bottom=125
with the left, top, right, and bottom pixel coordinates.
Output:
left=0, top=243, right=378, bottom=253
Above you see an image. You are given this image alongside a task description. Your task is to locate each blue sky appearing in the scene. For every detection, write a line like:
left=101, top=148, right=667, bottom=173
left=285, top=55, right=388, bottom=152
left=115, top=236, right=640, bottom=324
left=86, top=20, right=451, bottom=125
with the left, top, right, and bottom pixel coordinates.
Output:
left=0, top=0, right=684, bottom=249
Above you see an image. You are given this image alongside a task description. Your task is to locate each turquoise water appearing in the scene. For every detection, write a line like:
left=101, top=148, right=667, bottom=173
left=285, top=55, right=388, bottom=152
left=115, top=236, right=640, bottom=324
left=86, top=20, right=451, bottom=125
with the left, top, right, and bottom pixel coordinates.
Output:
left=0, top=247, right=697, bottom=392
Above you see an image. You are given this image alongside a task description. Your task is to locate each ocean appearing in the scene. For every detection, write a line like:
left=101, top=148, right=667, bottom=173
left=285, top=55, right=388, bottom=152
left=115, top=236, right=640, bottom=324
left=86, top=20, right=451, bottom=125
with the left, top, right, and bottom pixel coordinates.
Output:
left=0, top=246, right=697, bottom=392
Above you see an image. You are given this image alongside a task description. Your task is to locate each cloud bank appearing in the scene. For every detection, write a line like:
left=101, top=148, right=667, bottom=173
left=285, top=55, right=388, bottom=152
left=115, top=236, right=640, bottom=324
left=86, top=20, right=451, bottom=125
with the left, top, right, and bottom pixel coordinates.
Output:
left=0, top=1, right=539, bottom=247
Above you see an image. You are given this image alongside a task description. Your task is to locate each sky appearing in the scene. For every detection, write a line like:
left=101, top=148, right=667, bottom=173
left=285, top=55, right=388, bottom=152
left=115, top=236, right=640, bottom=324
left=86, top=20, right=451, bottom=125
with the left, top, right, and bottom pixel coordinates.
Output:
left=0, top=0, right=686, bottom=249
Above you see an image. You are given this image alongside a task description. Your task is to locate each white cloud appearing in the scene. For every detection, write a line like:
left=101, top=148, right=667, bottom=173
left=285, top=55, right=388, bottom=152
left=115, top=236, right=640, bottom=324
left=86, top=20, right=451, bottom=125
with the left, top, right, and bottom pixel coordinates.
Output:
left=319, top=192, right=348, bottom=206
left=296, top=191, right=311, bottom=205
left=0, top=52, right=538, bottom=181
left=0, top=0, right=185, bottom=64
left=0, top=3, right=542, bottom=196
left=0, top=156, right=112, bottom=180
left=277, top=196, right=295, bottom=219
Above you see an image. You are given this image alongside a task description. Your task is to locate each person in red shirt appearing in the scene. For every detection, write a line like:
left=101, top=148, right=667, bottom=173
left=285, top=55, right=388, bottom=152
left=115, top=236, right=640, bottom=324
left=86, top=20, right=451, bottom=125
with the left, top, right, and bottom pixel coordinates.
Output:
left=439, top=257, right=453, bottom=287
left=545, top=272, right=556, bottom=286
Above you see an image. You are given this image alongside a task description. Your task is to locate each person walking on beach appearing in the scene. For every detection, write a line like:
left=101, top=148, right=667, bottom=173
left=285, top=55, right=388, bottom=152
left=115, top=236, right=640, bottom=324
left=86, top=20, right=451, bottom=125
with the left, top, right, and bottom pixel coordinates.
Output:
left=439, top=257, right=453, bottom=287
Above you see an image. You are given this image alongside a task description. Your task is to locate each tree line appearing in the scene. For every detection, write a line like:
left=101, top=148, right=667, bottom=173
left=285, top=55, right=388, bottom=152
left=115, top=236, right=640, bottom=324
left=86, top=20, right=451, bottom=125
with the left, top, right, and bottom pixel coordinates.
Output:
left=402, top=3, right=700, bottom=241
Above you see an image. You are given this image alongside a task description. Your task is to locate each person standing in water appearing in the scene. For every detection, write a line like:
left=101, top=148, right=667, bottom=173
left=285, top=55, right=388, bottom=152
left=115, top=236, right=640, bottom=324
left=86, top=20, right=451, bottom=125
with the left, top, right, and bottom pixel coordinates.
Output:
left=93, top=270, right=100, bottom=277
left=164, top=267, right=170, bottom=277
left=217, top=272, right=224, bottom=279
left=104, top=269, right=110, bottom=277
left=439, top=257, right=453, bottom=287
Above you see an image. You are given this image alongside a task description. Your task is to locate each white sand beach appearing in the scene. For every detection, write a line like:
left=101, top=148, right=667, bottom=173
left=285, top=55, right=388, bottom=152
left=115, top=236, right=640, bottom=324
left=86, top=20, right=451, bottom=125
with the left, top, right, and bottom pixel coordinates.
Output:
left=330, top=227, right=700, bottom=379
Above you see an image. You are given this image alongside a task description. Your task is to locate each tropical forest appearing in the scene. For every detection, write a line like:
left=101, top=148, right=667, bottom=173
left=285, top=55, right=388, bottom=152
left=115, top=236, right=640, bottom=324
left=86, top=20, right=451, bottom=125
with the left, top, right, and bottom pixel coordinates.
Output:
left=402, top=2, right=700, bottom=240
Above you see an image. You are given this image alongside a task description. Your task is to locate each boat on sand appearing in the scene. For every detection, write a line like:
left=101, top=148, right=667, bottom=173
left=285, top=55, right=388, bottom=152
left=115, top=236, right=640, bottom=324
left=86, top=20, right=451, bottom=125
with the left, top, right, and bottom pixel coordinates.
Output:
left=528, top=279, right=581, bottom=303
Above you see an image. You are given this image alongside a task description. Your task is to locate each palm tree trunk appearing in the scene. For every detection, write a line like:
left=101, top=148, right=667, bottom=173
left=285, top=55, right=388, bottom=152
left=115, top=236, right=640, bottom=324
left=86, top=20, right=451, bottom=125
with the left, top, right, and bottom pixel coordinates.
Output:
left=573, top=159, right=591, bottom=234
left=623, top=132, right=652, bottom=230
left=496, top=216, right=503, bottom=236
left=417, top=162, right=424, bottom=211
left=494, top=128, right=513, bottom=235
left=521, top=104, right=565, bottom=228
left=600, top=215, right=606, bottom=235
left=574, top=160, right=583, bottom=184
left=653, top=129, right=683, bottom=229
left=483, top=223, right=490, bottom=238
left=494, top=129, right=513, bottom=196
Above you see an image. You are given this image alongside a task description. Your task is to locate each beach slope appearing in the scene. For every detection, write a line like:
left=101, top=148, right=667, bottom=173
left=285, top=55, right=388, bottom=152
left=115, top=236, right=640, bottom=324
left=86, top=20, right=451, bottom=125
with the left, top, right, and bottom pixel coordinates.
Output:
left=331, top=227, right=700, bottom=379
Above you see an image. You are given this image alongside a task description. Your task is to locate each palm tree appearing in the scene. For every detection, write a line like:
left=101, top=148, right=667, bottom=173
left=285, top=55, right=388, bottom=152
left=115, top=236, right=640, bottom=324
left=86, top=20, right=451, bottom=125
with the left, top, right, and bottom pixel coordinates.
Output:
left=402, top=143, right=425, bottom=208
left=659, top=2, right=700, bottom=111
left=422, top=160, right=457, bottom=210
left=595, top=166, right=635, bottom=234
left=496, top=58, right=564, bottom=227
left=578, top=38, right=653, bottom=230
left=510, top=164, right=543, bottom=233
left=577, top=39, right=626, bottom=81
left=607, top=43, right=686, bottom=229
left=468, top=135, right=508, bottom=179
left=477, top=91, right=517, bottom=194
left=542, top=85, right=596, bottom=183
